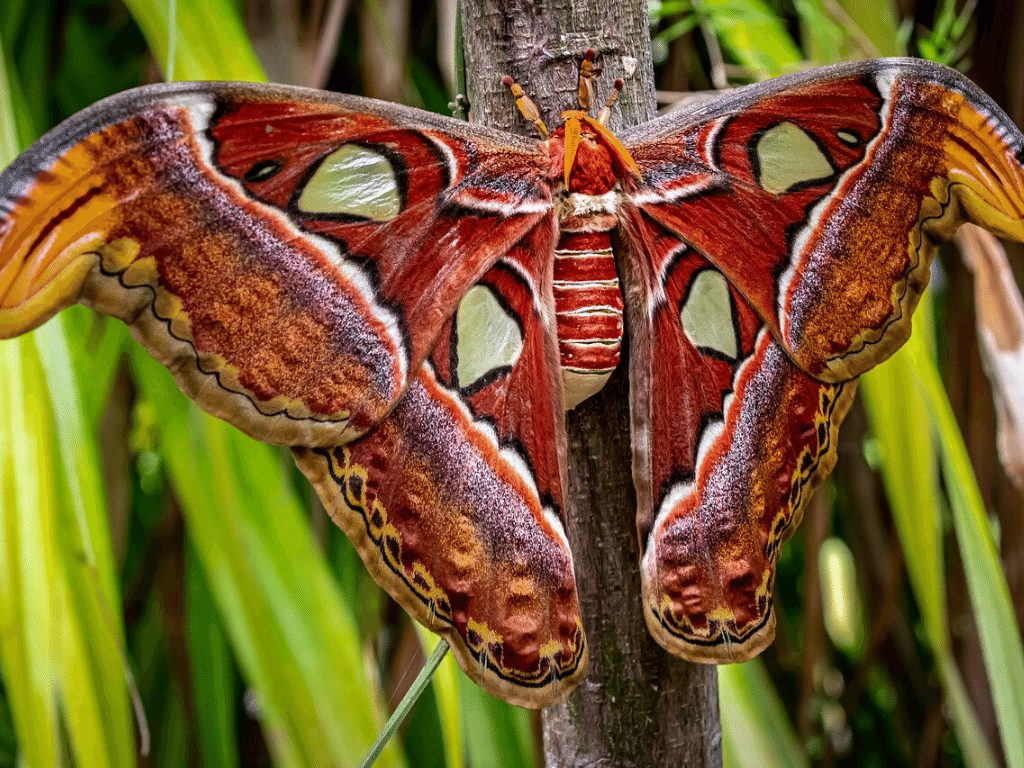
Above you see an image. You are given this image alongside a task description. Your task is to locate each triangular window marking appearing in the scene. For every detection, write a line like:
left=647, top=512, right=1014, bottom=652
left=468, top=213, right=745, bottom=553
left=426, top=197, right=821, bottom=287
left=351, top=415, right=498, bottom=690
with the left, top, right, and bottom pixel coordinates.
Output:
left=680, top=269, right=738, bottom=360
left=455, top=285, right=524, bottom=390
left=297, top=144, right=401, bottom=220
left=755, top=121, right=835, bottom=194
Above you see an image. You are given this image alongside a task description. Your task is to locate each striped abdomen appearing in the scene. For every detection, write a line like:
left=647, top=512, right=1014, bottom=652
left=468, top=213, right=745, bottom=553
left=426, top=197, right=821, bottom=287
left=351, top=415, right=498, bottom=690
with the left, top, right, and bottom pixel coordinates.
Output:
left=553, top=229, right=624, bottom=409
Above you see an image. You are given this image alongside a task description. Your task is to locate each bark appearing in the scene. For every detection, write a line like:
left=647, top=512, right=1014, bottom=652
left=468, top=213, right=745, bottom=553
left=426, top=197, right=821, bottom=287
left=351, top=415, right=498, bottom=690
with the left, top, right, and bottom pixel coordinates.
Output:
left=459, top=1, right=722, bottom=765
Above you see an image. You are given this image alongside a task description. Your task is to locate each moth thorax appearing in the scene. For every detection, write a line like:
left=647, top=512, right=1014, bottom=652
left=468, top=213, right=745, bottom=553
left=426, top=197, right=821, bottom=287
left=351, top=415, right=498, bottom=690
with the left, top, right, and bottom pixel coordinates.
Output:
left=553, top=228, right=624, bottom=410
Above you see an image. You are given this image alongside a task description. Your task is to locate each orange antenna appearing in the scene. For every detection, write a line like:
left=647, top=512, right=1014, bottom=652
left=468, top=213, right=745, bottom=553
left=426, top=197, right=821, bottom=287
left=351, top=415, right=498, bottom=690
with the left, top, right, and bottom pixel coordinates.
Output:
left=597, top=78, right=624, bottom=126
left=563, top=113, right=582, bottom=187
left=578, top=48, right=598, bottom=112
left=502, top=75, right=550, bottom=139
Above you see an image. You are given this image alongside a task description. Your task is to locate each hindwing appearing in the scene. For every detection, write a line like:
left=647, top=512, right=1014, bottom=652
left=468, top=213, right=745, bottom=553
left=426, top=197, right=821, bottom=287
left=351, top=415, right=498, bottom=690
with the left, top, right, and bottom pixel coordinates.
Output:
left=294, top=217, right=586, bottom=707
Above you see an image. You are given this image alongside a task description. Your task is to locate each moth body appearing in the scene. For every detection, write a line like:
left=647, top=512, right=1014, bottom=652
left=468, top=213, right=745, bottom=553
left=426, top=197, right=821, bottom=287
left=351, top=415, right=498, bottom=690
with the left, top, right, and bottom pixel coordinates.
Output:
left=3, top=58, right=1024, bottom=708
left=550, top=123, right=627, bottom=409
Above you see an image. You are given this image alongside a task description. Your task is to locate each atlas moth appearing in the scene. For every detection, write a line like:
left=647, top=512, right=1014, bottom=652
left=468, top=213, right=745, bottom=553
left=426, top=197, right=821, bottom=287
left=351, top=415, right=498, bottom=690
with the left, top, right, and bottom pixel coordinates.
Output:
left=1, top=49, right=1023, bottom=708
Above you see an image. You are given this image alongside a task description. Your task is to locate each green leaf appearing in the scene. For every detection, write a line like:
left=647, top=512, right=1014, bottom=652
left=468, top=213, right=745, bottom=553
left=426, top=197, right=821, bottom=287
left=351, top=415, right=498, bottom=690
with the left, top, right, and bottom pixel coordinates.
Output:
left=698, top=0, right=802, bottom=78
left=186, top=541, right=240, bottom=768
left=861, top=297, right=1001, bottom=768
left=0, top=339, right=63, bottom=768
left=458, top=674, right=535, bottom=768
left=121, top=0, right=265, bottom=81
left=721, top=661, right=808, bottom=768
left=415, top=626, right=464, bottom=768
left=914, top=338, right=1024, bottom=768
left=34, top=320, right=136, bottom=768
left=132, top=350, right=405, bottom=768
left=1, top=37, right=136, bottom=768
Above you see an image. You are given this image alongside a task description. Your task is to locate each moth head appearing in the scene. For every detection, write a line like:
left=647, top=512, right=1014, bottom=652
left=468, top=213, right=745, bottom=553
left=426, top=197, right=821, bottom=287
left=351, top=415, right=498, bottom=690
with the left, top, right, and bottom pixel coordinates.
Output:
left=558, top=110, right=641, bottom=190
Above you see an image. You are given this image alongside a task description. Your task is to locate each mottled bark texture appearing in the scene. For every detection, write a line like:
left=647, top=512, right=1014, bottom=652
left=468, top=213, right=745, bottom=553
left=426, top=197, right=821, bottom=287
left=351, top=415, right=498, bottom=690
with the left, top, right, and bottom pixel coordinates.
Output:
left=458, top=1, right=723, bottom=765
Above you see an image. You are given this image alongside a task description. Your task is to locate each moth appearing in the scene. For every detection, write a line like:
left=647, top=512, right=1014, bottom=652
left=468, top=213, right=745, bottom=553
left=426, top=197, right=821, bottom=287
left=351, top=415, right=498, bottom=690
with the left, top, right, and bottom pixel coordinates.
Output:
left=1, top=53, right=1023, bottom=708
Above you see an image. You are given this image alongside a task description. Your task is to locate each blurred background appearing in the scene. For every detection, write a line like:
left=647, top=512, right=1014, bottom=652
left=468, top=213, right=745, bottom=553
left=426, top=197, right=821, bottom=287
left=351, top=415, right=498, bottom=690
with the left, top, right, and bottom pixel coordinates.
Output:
left=0, top=0, right=1022, bottom=766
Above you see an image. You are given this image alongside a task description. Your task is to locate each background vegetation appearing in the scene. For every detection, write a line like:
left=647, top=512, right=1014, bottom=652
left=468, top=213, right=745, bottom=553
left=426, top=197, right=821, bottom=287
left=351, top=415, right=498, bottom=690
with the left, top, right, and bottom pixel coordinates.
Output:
left=0, top=0, right=1022, bottom=765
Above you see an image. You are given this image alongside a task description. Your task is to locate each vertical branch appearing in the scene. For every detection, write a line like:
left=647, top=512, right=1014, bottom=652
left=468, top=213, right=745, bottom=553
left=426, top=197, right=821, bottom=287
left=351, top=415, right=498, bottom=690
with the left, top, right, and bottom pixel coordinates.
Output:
left=458, top=0, right=721, bottom=764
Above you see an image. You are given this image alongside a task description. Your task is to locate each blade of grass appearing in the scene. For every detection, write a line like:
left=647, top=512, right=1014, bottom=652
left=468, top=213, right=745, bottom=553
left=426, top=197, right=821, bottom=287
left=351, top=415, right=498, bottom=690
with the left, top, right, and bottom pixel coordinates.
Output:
left=861, top=298, right=999, bottom=768
left=33, top=320, right=137, bottom=767
left=721, top=661, right=808, bottom=768
left=458, top=674, right=534, bottom=768
left=1, top=35, right=137, bottom=768
left=185, top=540, right=240, bottom=768
left=914, top=337, right=1024, bottom=768
left=122, top=0, right=265, bottom=81
left=60, top=307, right=129, bottom=430
left=415, top=625, right=464, bottom=768
left=0, top=339, right=62, bottom=768
left=133, top=350, right=404, bottom=768
left=359, top=639, right=450, bottom=768
left=697, top=0, right=802, bottom=78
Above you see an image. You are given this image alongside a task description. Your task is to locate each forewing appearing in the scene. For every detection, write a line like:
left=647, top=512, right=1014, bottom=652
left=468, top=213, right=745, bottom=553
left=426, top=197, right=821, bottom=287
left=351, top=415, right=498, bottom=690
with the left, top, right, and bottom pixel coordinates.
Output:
left=619, top=207, right=856, bottom=661
left=0, top=82, right=554, bottom=445
left=624, top=58, right=1024, bottom=382
left=294, top=217, right=586, bottom=707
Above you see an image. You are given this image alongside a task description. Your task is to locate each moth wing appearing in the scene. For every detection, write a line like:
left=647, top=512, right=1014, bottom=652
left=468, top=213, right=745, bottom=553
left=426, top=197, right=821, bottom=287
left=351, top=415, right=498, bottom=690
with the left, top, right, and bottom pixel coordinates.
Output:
left=623, top=57, right=1024, bottom=382
left=294, top=215, right=587, bottom=706
left=618, top=208, right=855, bottom=661
left=0, top=82, right=554, bottom=446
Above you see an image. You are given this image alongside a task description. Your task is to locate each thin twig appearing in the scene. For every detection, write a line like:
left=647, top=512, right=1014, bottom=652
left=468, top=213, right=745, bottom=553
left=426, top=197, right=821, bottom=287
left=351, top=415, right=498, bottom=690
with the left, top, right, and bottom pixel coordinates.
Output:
left=310, top=0, right=348, bottom=88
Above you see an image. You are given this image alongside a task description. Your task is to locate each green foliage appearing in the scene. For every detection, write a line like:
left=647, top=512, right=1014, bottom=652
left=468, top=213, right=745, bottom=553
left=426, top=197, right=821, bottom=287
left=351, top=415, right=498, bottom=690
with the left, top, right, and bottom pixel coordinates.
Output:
left=1, top=1, right=1022, bottom=766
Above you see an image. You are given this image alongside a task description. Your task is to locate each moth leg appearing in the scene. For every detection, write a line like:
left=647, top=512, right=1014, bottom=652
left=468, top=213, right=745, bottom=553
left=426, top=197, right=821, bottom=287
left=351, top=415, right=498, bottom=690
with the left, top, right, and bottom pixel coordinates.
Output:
left=597, top=78, right=624, bottom=125
left=577, top=48, right=598, bottom=112
left=502, top=75, right=550, bottom=139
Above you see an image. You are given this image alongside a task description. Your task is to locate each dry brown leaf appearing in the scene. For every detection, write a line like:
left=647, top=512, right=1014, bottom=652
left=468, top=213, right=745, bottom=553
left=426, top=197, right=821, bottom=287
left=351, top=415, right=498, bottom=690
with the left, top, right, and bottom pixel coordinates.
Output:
left=956, top=223, right=1024, bottom=490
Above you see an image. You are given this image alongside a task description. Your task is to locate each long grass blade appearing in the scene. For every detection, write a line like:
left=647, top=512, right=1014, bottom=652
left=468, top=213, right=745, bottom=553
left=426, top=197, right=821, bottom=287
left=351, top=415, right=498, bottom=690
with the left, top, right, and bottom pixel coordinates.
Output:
left=121, top=0, right=265, bottom=81
left=415, top=626, right=464, bottom=768
left=913, top=338, right=1024, bottom=768
left=185, top=541, right=240, bottom=768
left=458, top=675, right=535, bottom=768
left=1, top=34, right=136, bottom=768
left=861, top=301, right=999, bottom=768
left=34, top=321, right=137, bottom=767
left=721, top=661, right=808, bottom=768
left=133, top=350, right=404, bottom=768
left=0, top=339, right=62, bottom=768
left=698, top=0, right=802, bottom=78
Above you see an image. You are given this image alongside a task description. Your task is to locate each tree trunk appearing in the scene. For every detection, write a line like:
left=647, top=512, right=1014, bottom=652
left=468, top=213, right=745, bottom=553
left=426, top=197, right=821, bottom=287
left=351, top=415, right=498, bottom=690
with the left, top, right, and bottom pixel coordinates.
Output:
left=458, top=1, right=722, bottom=765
